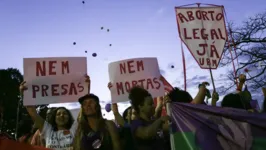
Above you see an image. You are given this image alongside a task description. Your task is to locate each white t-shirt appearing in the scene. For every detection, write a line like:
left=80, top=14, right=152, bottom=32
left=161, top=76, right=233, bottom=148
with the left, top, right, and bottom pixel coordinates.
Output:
left=41, top=121, right=78, bottom=150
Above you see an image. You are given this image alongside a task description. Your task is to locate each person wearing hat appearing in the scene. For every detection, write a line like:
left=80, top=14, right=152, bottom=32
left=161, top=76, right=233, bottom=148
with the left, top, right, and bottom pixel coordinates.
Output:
left=19, top=75, right=91, bottom=150
left=72, top=94, right=121, bottom=150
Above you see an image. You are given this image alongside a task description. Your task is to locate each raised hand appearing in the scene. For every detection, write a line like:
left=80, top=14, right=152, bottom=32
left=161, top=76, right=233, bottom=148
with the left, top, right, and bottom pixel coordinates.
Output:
left=108, top=82, right=113, bottom=90
left=163, top=96, right=171, bottom=105
left=111, top=103, right=119, bottom=114
left=19, top=81, right=28, bottom=94
left=85, top=74, right=90, bottom=83
left=238, top=74, right=246, bottom=83
left=84, top=74, right=91, bottom=93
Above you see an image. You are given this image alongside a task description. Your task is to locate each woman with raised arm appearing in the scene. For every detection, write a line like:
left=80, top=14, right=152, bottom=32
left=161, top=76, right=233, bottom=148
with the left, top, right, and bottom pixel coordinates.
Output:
left=31, top=107, right=56, bottom=147
left=72, top=94, right=121, bottom=150
left=19, top=75, right=90, bottom=150
left=129, top=86, right=170, bottom=150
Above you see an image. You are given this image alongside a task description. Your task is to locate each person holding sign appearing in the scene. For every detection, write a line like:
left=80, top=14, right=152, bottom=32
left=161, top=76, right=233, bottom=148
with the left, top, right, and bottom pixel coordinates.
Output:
left=72, top=94, right=122, bottom=150
left=19, top=75, right=90, bottom=150
left=129, top=86, right=170, bottom=150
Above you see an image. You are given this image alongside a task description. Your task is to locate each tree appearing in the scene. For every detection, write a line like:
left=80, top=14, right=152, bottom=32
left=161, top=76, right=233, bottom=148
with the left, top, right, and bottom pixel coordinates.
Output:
left=220, top=11, right=266, bottom=93
left=0, top=68, right=48, bottom=139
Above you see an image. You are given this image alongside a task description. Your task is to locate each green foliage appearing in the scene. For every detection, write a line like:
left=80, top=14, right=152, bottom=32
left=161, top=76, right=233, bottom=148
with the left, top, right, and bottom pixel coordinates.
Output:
left=0, top=68, right=48, bottom=139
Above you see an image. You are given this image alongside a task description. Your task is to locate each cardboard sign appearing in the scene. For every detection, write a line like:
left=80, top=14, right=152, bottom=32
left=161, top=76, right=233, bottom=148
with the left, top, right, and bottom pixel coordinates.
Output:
left=108, top=58, right=165, bottom=103
left=175, top=6, right=227, bottom=69
left=23, top=57, right=87, bottom=105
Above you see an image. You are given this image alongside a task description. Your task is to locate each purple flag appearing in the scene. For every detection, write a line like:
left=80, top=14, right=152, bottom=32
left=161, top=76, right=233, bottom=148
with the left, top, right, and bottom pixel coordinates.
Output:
left=170, top=102, right=266, bottom=150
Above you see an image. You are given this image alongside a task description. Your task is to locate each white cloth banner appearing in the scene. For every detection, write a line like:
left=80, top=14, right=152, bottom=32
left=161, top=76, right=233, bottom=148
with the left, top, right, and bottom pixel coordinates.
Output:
left=108, top=57, right=165, bottom=103
left=23, top=57, right=87, bottom=105
left=175, top=6, right=227, bottom=69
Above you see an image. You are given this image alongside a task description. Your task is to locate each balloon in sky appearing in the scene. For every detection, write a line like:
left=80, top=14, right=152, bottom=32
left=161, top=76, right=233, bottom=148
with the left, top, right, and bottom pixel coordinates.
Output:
left=85, top=50, right=87, bottom=53
left=105, top=103, right=111, bottom=112
left=73, top=42, right=76, bottom=45
left=109, top=44, right=112, bottom=46
left=92, top=53, right=97, bottom=57
left=167, top=63, right=177, bottom=72
left=101, top=27, right=104, bottom=30
left=82, top=1, right=85, bottom=4
left=107, top=29, right=110, bottom=32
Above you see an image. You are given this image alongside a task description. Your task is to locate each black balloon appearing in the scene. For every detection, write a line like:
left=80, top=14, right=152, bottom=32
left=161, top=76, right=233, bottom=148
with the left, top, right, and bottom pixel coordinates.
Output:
left=85, top=51, right=87, bottom=53
left=107, top=29, right=110, bottom=32
left=101, top=27, right=104, bottom=30
left=109, top=44, right=112, bottom=46
left=92, top=53, right=97, bottom=57
left=73, top=42, right=76, bottom=45
left=171, top=65, right=174, bottom=68
left=82, top=1, right=85, bottom=4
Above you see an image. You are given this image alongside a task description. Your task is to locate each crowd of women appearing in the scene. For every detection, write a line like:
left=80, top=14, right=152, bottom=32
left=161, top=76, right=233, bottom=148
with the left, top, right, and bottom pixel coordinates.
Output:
left=1, top=74, right=266, bottom=150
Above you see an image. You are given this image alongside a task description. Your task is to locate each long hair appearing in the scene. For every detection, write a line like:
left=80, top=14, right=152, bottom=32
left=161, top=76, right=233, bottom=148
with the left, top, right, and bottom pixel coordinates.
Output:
left=72, top=98, right=107, bottom=150
left=129, top=86, right=151, bottom=114
left=48, top=107, right=74, bottom=131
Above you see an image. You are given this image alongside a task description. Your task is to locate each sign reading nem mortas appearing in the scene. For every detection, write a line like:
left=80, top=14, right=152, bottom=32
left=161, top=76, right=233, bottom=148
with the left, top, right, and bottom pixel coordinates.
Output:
left=175, top=6, right=227, bottom=69
left=108, top=58, right=165, bottom=103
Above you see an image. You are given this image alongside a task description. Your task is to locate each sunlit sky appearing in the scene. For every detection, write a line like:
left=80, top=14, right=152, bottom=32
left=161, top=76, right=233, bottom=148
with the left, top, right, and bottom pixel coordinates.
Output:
left=0, top=0, right=265, bottom=119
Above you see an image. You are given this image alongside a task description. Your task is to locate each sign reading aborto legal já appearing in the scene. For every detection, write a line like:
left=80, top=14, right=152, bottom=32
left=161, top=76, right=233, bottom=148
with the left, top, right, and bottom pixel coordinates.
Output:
left=175, top=6, right=227, bottom=69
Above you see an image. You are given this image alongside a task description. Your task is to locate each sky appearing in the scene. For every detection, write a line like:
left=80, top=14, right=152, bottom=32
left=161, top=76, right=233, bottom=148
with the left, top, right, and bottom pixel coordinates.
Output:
left=0, top=0, right=265, bottom=119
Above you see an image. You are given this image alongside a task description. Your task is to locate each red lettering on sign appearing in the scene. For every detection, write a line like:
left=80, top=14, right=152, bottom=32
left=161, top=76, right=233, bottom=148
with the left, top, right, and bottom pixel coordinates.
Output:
left=210, top=43, right=219, bottom=58
left=36, top=61, right=46, bottom=76
left=192, top=28, right=200, bottom=39
left=116, top=82, right=124, bottom=95
left=61, top=61, right=69, bottom=74
left=115, top=77, right=161, bottom=95
left=199, top=58, right=218, bottom=67
left=42, top=85, right=49, bottom=97
left=201, top=11, right=209, bottom=20
left=183, top=28, right=191, bottom=39
left=32, top=85, right=39, bottom=98
left=195, top=10, right=201, bottom=19
left=32, top=83, right=84, bottom=98
left=197, top=44, right=207, bottom=56
left=216, top=13, right=223, bottom=21
left=183, top=28, right=225, bottom=40
left=208, top=11, right=215, bottom=20
left=125, top=82, right=131, bottom=92
left=187, top=11, right=194, bottom=21
left=51, top=84, right=60, bottom=96
left=36, top=60, right=70, bottom=76
left=177, top=10, right=224, bottom=22
left=196, top=43, right=219, bottom=58
left=201, top=28, right=208, bottom=40
left=210, top=29, right=219, bottom=40
left=49, top=61, right=57, bottom=75
left=218, top=28, right=226, bottom=40
left=177, top=13, right=189, bottom=23
left=119, top=60, right=144, bottom=74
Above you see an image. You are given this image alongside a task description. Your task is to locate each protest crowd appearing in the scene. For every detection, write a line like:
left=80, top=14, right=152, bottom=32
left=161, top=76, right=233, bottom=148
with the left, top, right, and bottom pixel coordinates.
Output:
left=1, top=4, right=266, bottom=150
left=0, top=71, right=266, bottom=150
